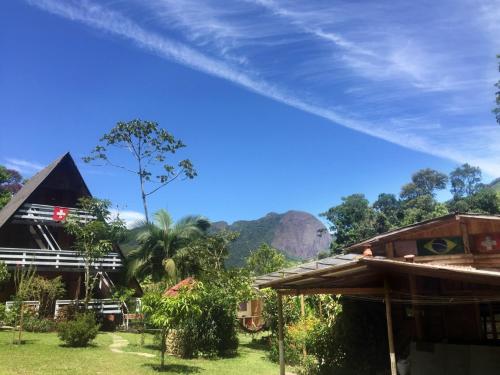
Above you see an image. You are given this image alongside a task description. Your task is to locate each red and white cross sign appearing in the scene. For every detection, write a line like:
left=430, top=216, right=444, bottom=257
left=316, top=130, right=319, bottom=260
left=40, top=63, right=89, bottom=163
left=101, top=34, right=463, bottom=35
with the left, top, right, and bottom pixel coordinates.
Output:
left=52, top=206, right=69, bottom=222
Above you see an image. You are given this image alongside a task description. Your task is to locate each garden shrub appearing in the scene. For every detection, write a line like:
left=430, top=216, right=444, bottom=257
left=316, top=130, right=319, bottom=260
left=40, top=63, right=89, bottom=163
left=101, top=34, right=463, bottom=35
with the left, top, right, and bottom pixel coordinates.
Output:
left=0, top=303, right=6, bottom=324
left=57, top=312, right=100, bottom=347
left=171, top=284, right=239, bottom=358
left=297, top=355, right=320, bottom=375
left=24, top=317, right=56, bottom=333
left=308, top=300, right=389, bottom=375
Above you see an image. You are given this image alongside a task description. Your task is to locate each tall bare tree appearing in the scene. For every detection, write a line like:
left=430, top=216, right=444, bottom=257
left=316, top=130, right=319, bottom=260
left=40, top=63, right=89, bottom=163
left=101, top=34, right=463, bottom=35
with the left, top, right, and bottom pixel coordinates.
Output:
left=83, top=120, right=196, bottom=222
left=495, top=55, right=500, bottom=125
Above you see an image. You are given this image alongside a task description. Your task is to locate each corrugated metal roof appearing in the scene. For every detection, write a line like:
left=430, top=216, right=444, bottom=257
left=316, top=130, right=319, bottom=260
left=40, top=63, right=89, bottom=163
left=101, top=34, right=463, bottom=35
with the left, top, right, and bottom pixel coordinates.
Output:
left=253, top=253, right=362, bottom=288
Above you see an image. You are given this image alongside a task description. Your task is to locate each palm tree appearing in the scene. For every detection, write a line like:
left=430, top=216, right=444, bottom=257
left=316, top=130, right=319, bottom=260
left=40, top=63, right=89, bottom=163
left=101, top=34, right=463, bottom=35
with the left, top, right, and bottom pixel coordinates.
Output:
left=127, top=209, right=210, bottom=282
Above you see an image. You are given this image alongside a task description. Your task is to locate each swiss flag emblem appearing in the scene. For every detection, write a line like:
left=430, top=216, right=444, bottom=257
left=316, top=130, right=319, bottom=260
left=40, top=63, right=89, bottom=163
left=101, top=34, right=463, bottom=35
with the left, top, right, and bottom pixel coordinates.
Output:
left=53, top=207, right=69, bottom=222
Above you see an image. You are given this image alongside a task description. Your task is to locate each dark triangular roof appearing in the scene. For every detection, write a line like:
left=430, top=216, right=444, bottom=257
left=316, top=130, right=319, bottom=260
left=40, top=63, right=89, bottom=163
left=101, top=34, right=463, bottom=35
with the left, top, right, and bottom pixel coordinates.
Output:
left=0, top=152, right=90, bottom=229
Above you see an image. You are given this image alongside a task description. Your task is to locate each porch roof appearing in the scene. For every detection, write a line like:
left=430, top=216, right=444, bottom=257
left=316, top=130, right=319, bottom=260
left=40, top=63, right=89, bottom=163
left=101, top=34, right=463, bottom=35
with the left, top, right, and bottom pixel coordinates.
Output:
left=253, top=254, right=500, bottom=294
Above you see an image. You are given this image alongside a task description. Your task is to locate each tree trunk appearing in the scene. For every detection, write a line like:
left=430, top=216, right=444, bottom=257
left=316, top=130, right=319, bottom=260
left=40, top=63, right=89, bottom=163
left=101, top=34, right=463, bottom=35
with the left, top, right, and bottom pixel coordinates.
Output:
left=160, top=328, right=167, bottom=368
left=18, top=303, right=24, bottom=344
left=138, top=165, right=149, bottom=223
left=84, top=266, right=91, bottom=310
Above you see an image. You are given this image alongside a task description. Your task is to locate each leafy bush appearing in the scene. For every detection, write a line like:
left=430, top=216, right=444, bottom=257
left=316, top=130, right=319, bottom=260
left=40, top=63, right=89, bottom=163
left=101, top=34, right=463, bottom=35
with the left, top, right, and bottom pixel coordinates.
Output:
left=0, top=303, right=6, bottom=323
left=297, top=355, right=320, bottom=375
left=24, top=317, right=56, bottom=333
left=57, top=312, right=100, bottom=347
left=166, top=282, right=239, bottom=358
left=30, top=276, right=65, bottom=318
left=308, top=300, right=389, bottom=375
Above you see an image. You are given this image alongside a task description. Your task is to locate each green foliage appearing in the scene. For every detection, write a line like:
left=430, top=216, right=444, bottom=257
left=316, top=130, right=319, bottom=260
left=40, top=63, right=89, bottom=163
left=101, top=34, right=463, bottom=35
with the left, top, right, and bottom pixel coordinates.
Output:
left=174, top=230, right=239, bottom=279
left=321, top=165, right=500, bottom=251
left=83, top=119, right=196, bottom=221
left=221, top=213, right=287, bottom=267
left=30, top=276, right=65, bottom=318
left=450, top=163, right=482, bottom=198
left=321, top=194, right=379, bottom=253
left=261, top=289, right=301, bottom=336
left=400, top=168, right=448, bottom=200
left=308, top=300, right=388, bottom=375
left=142, top=283, right=202, bottom=367
left=24, top=317, right=56, bottom=333
left=176, top=283, right=240, bottom=358
left=246, top=243, right=286, bottom=276
left=112, top=286, right=135, bottom=305
left=0, top=304, right=5, bottom=323
left=127, top=209, right=209, bottom=282
left=0, top=166, right=22, bottom=209
left=0, top=261, right=9, bottom=285
left=57, top=312, right=100, bottom=347
left=65, top=197, right=125, bottom=307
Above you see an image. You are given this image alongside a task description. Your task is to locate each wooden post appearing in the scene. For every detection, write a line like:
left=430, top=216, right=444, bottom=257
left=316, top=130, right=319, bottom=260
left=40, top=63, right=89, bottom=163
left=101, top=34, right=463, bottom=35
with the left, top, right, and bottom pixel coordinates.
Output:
left=300, top=294, right=307, bottom=357
left=460, top=221, right=471, bottom=253
left=386, top=242, right=395, bottom=258
left=409, top=275, right=423, bottom=340
left=277, top=292, right=286, bottom=375
left=384, top=279, right=397, bottom=375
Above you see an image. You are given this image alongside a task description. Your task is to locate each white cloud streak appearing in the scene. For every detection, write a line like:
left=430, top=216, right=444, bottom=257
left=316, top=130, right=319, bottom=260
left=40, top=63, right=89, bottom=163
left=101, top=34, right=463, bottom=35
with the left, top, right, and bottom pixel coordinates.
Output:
left=26, top=0, right=500, bottom=176
left=4, top=158, right=44, bottom=174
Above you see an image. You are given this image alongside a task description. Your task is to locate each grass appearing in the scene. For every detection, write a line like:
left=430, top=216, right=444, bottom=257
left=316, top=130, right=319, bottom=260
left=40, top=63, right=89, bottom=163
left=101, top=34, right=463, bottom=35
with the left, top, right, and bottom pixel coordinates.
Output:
left=0, top=329, right=279, bottom=375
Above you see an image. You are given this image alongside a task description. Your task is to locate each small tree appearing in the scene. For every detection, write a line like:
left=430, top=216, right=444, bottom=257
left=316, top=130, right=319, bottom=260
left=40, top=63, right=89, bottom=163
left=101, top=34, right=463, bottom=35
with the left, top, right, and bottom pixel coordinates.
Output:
left=142, top=284, right=202, bottom=368
left=30, top=276, right=65, bottom=318
left=246, top=243, right=286, bottom=276
left=12, top=264, right=36, bottom=344
left=175, top=230, right=239, bottom=279
left=64, top=197, right=125, bottom=309
left=494, top=55, right=499, bottom=125
left=0, top=166, right=22, bottom=209
left=83, top=120, right=197, bottom=223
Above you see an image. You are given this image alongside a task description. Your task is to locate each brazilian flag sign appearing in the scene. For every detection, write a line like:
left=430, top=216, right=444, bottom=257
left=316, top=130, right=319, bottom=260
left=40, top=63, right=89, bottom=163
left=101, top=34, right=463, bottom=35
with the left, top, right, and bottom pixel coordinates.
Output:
left=416, top=237, right=464, bottom=256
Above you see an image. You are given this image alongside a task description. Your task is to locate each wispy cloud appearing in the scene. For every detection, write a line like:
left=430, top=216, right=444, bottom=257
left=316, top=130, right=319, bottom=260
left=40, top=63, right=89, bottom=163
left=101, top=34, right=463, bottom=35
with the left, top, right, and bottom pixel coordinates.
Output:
left=4, top=158, right=44, bottom=174
left=110, top=208, right=145, bottom=229
left=26, top=0, right=500, bottom=176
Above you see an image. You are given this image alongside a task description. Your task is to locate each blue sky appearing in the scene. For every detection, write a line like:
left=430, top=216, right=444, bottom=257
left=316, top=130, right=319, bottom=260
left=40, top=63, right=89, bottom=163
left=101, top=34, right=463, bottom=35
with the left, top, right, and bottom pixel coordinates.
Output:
left=1, top=0, right=499, bottom=226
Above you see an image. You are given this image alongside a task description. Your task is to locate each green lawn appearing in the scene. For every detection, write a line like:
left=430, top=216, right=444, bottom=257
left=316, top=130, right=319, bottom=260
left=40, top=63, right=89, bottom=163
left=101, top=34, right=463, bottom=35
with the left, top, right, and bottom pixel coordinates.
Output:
left=0, top=330, right=279, bottom=375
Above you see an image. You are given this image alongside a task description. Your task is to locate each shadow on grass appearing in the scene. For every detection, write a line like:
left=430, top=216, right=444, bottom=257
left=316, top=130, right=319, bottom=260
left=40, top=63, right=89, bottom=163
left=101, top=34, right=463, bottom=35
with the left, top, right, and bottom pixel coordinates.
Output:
left=58, top=342, right=99, bottom=348
left=10, top=339, right=39, bottom=345
left=240, top=339, right=269, bottom=351
left=143, top=363, right=201, bottom=373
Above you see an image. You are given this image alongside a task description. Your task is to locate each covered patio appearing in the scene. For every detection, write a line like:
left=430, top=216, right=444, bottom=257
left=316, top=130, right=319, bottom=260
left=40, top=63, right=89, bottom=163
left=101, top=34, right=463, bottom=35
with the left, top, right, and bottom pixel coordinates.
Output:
left=254, top=214, right=500, bottom=375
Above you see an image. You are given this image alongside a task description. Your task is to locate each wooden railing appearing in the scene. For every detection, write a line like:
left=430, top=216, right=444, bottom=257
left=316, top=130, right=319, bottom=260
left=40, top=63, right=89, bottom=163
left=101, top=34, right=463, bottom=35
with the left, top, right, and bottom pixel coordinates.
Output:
left=54, top=299, right=123, bottom=317
left=0, top=247, right=122, bottom=271
left=12, top=203, right=95, bottom=225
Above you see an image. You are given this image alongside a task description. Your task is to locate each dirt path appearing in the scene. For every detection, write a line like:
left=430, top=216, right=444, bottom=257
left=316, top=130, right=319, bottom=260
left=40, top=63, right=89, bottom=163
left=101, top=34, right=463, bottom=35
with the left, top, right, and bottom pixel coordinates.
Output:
left=109, top=334, right=156, bottom=358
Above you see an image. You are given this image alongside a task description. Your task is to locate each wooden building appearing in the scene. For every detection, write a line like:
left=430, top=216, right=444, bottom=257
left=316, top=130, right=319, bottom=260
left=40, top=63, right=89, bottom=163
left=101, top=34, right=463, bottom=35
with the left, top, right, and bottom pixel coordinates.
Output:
left=237, top=299, right=264, bottom=332
left=255, top=214, right=500, bottom=374
left=0, top=153, right=141, bottom=317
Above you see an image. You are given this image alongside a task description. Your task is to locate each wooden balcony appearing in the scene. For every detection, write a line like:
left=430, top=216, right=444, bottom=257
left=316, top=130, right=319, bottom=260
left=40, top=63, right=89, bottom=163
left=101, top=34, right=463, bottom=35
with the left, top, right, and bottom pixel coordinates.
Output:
left=12, top=203, right=95, bottom=225
left=0, top=247, right=122, bottom=271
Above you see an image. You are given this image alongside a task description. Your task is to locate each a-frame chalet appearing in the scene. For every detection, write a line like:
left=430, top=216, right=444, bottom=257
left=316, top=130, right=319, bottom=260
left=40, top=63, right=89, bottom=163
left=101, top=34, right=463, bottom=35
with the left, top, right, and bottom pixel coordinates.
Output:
left=0, top=153, right=141, bottom=317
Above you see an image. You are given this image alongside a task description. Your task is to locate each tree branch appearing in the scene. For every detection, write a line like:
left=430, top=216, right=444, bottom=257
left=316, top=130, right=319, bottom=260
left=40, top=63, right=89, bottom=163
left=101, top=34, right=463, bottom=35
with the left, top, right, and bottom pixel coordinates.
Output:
left=145, top=171, right=183, bottom=196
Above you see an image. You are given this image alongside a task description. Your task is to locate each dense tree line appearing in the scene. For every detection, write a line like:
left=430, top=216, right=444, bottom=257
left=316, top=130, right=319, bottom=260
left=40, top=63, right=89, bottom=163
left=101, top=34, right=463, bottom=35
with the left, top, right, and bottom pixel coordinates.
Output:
left=322, top=164, right=500, bottom=254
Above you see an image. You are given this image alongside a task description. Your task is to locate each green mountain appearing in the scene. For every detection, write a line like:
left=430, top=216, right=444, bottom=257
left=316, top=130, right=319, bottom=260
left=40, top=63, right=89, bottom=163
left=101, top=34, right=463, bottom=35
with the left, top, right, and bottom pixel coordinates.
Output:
left=212, top=210, right=332, bottom=267
left=489, top=178, right=500, bottom=192
left=120, top=210, right=332, bottom=268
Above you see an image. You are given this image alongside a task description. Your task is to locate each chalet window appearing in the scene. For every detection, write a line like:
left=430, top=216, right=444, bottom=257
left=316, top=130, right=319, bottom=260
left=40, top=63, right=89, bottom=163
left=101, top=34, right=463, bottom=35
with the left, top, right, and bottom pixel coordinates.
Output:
left=481, top=304, right=500, bottom=341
